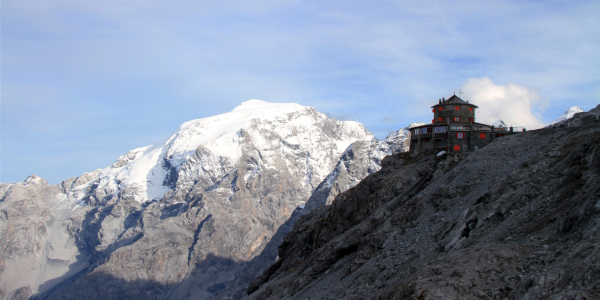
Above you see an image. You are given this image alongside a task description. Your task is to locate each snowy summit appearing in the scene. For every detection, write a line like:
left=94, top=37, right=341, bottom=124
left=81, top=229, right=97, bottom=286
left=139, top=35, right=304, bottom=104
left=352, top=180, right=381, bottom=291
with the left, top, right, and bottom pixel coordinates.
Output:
left=64, top=100, right=372, bottom=204
left=492, top=120, right=507, bottom=128
left=549, top=106, right=584, bottom=125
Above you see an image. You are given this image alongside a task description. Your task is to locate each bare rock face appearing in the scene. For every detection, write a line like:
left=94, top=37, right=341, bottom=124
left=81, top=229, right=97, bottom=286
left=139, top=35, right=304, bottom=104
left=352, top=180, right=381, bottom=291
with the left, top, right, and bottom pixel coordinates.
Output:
left=212, top=128, right=411, bottom=300
left=246, top=105, right=600, bottom=299
left=0, top=175, right=88, bottom=300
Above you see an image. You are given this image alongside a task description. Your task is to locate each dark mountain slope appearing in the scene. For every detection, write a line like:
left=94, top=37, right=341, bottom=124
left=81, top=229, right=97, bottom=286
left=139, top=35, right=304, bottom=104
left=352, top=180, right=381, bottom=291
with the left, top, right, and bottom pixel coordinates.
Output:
left=246, top=106, right=600, bottom=299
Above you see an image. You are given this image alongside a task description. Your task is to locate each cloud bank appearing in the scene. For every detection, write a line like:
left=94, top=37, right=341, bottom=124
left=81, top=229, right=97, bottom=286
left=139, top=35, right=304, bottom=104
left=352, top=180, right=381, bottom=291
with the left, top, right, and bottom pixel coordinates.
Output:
left=461, top=77, right=546, bottom=129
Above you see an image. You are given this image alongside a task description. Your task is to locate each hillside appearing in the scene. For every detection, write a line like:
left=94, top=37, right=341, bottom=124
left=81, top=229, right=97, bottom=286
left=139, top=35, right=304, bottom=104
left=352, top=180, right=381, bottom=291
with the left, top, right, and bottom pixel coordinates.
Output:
left=246, top=105, right=600, bottom=299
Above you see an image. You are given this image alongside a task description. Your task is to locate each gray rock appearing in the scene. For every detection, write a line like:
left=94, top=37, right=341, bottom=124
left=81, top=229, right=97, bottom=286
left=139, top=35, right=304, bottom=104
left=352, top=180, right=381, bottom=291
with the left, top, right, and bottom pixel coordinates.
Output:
left=0, top=175, right=89, bottom=300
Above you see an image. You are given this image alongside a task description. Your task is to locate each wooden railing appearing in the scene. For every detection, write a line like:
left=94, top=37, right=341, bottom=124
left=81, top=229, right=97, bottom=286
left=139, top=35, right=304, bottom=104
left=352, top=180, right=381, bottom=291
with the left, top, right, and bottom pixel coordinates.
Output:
left=449, top=126, right=470, bottom=131
left=412, top=125, right=525, bottom=138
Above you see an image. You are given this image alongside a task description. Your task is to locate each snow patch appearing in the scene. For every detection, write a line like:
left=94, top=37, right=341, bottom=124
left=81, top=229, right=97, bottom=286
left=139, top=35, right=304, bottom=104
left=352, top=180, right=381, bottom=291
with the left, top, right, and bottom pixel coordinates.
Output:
left=492, top=120, right=507, bottom=128
left=549, top=106, right=584, bottom=126
left=409, top=122, right=426, bottom=128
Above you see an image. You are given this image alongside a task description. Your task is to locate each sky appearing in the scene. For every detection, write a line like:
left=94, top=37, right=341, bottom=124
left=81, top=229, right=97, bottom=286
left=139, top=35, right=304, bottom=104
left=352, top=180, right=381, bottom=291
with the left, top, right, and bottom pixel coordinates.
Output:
left=2, top=0, right=599, bottom=184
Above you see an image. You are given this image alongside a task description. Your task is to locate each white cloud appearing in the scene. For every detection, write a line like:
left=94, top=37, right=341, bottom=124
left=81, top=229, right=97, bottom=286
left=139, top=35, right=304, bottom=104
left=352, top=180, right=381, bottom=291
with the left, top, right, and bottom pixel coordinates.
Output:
left=460, top=77, right=546, bottom=129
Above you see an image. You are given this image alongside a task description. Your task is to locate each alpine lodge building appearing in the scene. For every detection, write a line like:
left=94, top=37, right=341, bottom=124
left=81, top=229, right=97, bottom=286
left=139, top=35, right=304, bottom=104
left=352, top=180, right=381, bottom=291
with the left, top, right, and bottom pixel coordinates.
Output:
left=409, top=95, right=525, bottom=153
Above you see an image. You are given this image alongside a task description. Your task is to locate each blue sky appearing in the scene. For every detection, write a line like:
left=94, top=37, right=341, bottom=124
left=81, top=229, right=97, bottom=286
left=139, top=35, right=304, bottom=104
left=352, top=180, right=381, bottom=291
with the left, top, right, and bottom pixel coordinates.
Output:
left=2, top=0, right=599, bottom=184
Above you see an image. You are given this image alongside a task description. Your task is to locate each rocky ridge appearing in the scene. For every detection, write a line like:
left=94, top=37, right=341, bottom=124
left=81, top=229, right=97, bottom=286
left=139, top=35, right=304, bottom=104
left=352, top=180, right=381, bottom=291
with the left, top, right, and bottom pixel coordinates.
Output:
left=246, top=105, right=600, bottom=299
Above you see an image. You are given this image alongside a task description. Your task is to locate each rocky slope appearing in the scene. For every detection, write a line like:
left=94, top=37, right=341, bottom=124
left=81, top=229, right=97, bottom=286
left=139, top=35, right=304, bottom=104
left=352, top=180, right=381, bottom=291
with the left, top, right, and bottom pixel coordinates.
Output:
left=0, top=176, right=88, bottom=300
left=246, top=105, right=600, bottom=299
left=212, top=125, right=418, bottom=299
left=0, top=100, right=410, bottom=300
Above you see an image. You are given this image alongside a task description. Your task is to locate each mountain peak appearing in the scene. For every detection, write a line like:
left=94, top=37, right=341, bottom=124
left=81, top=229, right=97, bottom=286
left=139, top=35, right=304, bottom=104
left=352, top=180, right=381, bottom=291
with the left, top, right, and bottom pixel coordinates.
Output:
left=63, top=101, right=372, bottom=204
left=232, top=99, right=302, bottom=112
left=23, top=173, right=47, bottom=186
left=493, top=120, right=507, bottom=128
left=550, top=106, right=583, bottom=125
left=238, top=99, right=268, bottom=106
left=409, top=122, right=426, bottom=129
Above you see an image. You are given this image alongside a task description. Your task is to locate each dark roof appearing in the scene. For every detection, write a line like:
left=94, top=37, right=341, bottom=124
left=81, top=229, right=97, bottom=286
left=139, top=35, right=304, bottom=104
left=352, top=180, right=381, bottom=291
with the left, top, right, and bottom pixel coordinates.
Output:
left=445, top=95, right=467, bottom=104
left=431, top=95, right=479, bottom=108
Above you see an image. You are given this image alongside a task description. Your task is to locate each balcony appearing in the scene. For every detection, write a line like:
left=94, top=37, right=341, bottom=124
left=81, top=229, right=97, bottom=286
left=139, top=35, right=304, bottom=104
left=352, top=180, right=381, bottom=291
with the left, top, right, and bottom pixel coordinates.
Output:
left=472, top=126, right=491, bottom=131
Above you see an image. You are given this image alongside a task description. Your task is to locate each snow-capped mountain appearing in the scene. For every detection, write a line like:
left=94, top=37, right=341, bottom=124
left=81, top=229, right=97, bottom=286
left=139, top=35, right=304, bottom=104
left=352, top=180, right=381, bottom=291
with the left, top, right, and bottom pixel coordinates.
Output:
left=409, top=122, right=426, bottom=128
left=492, top=120, right=507, bottom=128
left=2, top=100, right=405, bottom=300
left=64, top=100, right=370, bottom=206
left=549, top=106, right=584, bottom=126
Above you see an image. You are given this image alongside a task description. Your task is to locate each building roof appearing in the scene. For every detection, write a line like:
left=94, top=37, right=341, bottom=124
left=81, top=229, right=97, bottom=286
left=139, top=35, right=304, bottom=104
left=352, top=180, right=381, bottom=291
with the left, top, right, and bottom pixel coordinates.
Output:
left=431, top=95, right=479, bottom=108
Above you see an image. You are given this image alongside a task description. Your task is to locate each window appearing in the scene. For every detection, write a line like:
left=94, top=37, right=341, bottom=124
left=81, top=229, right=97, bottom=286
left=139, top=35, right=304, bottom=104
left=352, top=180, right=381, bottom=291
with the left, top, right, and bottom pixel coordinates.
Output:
left=438, top=107, right=442, bottom=111
left=469, top=107, right=473, bottom=112
left=432, top=108, right=435, bottom=113
left=457, top=132, right=465, bottom=138
left=454, top=116, right=460, bottom=121
left=454, top=145, right=460, bottom=151
left=434, top=126, right=448, bottom=133
left=438, top=117, right=443, bottom=122
left=432, top=119, right=435, bottom=123
left=469, top=118, right=474, bottom=122
left=455, top=106, right=461, bottom=110
left=480, top=133, right=486, bottom=139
